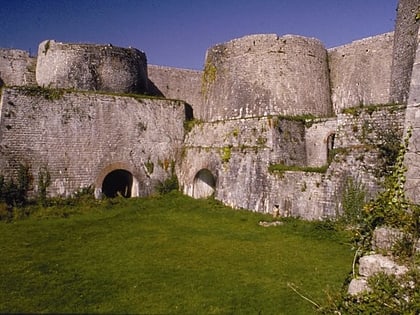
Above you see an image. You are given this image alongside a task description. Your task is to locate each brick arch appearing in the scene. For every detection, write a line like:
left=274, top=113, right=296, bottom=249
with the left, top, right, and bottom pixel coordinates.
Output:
left=94, top=162, right=140, bottom=199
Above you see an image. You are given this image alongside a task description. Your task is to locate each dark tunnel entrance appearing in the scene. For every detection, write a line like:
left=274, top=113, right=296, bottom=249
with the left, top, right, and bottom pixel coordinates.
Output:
left=102, top=169, right=133, bottom=198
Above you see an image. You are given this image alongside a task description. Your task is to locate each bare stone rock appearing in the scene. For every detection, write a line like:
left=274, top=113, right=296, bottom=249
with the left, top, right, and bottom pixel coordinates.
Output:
left=258, top=221, right=283, bottom=227
left=359, top=254, right=408, bottom=278
left=348, top=278, right=370, bottom=295
left=372, top=227, right=404, bottom=253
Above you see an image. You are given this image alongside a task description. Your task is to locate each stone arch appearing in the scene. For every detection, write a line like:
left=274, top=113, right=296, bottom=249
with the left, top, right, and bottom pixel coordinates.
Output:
left=192, top=169, right=216, bottom=198
left=327, top=132, right=336, bottom=161
left=102, top=169, right=134, bottom=198
left=94, top=162, right=140, bottom=198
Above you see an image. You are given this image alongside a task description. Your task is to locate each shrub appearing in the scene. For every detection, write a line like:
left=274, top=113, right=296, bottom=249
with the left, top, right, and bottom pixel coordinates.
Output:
left=156, top=174, right=179, bottom=194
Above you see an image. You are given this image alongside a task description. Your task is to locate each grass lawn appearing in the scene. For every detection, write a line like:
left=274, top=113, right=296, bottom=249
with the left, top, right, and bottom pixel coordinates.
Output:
left=0, top=192, right=353, bottom=314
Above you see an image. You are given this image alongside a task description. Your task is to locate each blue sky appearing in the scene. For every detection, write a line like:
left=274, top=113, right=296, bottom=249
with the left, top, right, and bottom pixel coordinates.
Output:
left=0, top=0, right=398, bottom=70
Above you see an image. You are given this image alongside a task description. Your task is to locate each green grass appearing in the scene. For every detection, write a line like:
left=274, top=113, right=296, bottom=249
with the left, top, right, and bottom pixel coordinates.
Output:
left=0, top=192, right=353, bottom=314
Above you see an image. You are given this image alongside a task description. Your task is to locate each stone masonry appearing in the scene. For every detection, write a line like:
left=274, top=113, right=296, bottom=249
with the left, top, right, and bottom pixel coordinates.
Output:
left=1, top=0, right=420, bottom=219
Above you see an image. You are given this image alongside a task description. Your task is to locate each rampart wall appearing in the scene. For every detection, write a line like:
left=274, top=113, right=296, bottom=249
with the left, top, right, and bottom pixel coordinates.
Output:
left=0, top=49, right=36, bottom=87
left=179, top=105, right=406, bottom=219
left=147, top=65, right=203, bottom=118
left=0, top=87, right=185, bottom=197
left=403, top=25, right=420, bottom=204
left=36, top=40, right=148, bottom=94
left=390, top=0, right=420, bottom=104
left=328, top=33, right=394, bottom=113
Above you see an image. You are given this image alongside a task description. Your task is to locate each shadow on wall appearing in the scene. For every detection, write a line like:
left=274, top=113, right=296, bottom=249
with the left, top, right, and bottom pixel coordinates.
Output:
left=147, top=79, right=164, bottom=97
left=147, top=78, right=194, bottom=122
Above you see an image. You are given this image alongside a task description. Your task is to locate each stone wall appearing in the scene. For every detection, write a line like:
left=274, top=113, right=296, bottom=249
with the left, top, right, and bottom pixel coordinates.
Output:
left=390, top=0, right=420, bottom=104
left=404, top=26, right=420, bottom=203
left=328, top=33, right=394, bottom=114
left=36, top=40, right=148, bottom=94
left=147, top=65, right=203, bottom=119
left=201, top=34, right=332, bottom=122
left=0, top=87, right=185, bottom=197
left=0, top=49, right=36, bottom=87
left=179, top=103, right=406, bottom=219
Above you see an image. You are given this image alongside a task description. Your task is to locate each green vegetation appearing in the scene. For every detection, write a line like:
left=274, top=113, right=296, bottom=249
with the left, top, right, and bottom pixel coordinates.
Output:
left=322, top=127, right=420, bottom=314
left=43, top=40, right=51, bottom=55
left=183, top=118, right=203, bottom=133
left=201, top=61, right=217, bottom=98
left=144, top=159, right=154, bottom=175
left=276, top=113, right=318, bottom=128
left=268, top=163, right=328, bottom=174
left=18, top=86, right=65, bottom=101
left=0, top=192, right=353, bottom=314
left=341, top=103, right=403, bottom=117
left=37, top=166, right=51, bottom=207
left=0, top=164, right=31, bottom=212
left=220, top=146, right=232, bottom=163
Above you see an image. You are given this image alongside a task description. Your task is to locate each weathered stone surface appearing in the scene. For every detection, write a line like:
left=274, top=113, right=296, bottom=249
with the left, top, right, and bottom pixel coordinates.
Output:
left=147, top=65, right=203, bottom=118
left=328, top=33, right=394, bottom=113
left=36, top=40, right=148, bottom=94
left=1, top=0, right=419, bottom=221
left=372, top=227, right=404, bottom=253
left=202, top=34, right=332, bottom=121
left=0, top=49, right=36, bottom=86
left=0, top=87, right=185, bottom=197
left=390, top=0, right=420, bottom=104
left=404, top=25, right=420, bottom=204
left=348, top=278, right=370, bottom=296
left=359, top=254, right=408, bottom=278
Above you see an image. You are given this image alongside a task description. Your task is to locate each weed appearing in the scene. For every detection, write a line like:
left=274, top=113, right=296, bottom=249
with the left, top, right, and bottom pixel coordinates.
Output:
left=268, top=163, right=328, bottom=174
left=220, top=146, right=232, bottom=163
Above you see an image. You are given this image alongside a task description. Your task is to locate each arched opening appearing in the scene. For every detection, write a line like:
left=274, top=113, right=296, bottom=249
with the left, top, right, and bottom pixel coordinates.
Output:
left=327, top=133, right=336, bottom=162
left=102, top=169, right=134, bottom=198
left=193, top=169, right=216, bottom=198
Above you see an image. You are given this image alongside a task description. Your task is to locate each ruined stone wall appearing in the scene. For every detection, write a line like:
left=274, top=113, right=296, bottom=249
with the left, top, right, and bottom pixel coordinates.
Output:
left=180, top=117, right=330, bottom=219
left=0, top=49, right=36, bottom=86
left=328, top=33, right=394, bottom=114
left=201, top=34, right=332, bottom=122
left=36, top=40, right=148, bottom=94
left=147, top=65, right=203, bottom=118
left=0, top=87, right=185, bottom=197
left=180, top=103, right=406, bottom=219
left=390, top=0, right=420, bottom=104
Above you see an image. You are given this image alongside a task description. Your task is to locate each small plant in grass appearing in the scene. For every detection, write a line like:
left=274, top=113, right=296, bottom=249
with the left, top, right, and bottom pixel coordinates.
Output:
left=320, top=269, right=420, bottom=314
left=156, top=174, right=179, bottom=194
left=339, top=177, right=367, bottom=228
left=38, top=167, right=51, bottom=207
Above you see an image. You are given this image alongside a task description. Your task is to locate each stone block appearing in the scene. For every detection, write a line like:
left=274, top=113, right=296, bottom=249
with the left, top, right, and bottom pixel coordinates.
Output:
left=359, top=254, right=408, bottom=278
left=372, top=227, right=404, bottom=253
left=348, top=278, right=370, bottom=295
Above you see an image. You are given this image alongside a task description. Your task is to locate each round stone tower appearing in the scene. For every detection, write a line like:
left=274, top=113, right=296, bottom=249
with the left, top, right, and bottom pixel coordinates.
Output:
left=201, top=34, right=332, bottom=121
left=36, top=40, right=148, bottom=94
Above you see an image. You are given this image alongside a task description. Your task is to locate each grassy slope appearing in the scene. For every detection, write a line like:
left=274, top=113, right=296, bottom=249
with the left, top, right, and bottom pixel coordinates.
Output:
left=0, top=192, right=353, bottom=314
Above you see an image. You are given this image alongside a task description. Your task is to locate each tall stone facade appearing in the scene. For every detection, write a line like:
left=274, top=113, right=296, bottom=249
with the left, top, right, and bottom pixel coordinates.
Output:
left=1, top=0, right=419, bottom=219
left=390, top=0, right=420, bottom=104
